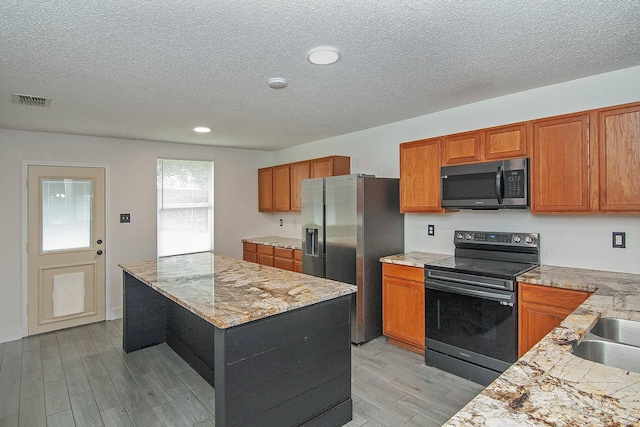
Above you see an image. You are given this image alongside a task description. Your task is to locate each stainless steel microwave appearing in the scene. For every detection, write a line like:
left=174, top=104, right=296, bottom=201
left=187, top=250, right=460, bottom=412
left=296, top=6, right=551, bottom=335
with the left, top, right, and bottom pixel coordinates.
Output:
left=441, top=158, right=529, bottom=209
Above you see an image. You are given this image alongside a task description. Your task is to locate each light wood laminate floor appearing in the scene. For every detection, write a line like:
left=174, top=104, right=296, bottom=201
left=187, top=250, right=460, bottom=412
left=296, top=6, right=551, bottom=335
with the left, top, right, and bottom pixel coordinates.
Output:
left=0, top=320, right=483, bottom=426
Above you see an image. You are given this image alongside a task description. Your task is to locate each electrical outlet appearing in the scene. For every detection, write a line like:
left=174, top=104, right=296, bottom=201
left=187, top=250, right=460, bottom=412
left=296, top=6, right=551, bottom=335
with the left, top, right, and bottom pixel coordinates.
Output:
left=279, top=219, right=283, bottom=226
left=428, top=224, right=435, bottom=236
left=612, top=232, right=626, bottom=248
left=120, top=213, right=131, bottom=223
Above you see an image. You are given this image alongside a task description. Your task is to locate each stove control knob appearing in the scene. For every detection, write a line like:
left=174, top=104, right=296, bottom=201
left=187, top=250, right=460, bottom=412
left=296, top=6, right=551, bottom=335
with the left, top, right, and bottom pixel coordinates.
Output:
left=513, top=235, right=522, bottom=243
left=456, top=233, right=464, bottom=240
left=525, top=236, right=534, bottom=244
left=465, top=233, right=473, bottom=240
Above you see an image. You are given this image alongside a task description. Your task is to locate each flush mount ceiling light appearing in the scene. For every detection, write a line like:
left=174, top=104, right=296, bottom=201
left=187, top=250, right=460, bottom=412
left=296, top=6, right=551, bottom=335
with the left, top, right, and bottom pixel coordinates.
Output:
left=268, top=77, right=287, bottom=89
left=193, top=126, right=211, bottom=133
left=307, top=47, right=341, bottom=65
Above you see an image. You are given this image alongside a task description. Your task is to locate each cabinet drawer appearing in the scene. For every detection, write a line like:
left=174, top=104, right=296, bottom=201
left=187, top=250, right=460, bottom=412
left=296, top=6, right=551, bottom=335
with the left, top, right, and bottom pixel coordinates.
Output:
left=257, top=245, right=274, bottom=255
left=274, top=247, right=294, bottom=259
left=257, top=253, right=274, bottom=266
left=382, top=263, right=424, bottom=283
left=294, top=250, right=302, bottom=261
left=243, top=242, right=257, bottom=253
left=274, top=258, right=294, bottom=271
left=519, top=283, right=591, bottom=310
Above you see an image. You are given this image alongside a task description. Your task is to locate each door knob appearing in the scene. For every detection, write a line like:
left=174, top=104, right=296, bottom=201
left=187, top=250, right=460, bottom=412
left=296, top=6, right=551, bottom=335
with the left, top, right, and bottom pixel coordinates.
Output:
left=97, top=250, right=103, bottom=255
left=97, top=239, right=103, bottom=244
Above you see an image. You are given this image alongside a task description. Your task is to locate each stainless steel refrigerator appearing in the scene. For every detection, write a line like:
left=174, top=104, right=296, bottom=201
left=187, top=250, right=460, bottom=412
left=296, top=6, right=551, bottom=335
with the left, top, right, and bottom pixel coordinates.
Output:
left=302, top=174, right=404, bottom=344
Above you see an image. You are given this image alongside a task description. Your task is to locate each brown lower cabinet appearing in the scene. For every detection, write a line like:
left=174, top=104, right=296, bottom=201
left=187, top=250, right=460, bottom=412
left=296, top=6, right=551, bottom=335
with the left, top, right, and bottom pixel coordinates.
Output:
left=518, top=282, right=591, bottom=357
left=243, top=242, right=302, bottom=272
left=382, top=263, right=425, bottom=354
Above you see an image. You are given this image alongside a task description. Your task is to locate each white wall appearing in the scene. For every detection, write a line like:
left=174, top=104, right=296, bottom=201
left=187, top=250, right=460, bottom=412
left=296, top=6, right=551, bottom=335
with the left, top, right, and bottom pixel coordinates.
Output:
left=271, top=66, right=640, bottom=274
left=0, top=129, right=273, bottom=342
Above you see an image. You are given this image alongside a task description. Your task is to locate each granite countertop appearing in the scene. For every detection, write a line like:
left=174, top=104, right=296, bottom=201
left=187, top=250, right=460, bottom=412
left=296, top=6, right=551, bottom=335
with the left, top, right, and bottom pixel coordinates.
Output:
left=119, top=252, right=356, bottom=329
left=242, top=236, right=302, bottom=250
left=444, top=265, right=640, bottom=426
left=380, top=251, right=451, bottom=267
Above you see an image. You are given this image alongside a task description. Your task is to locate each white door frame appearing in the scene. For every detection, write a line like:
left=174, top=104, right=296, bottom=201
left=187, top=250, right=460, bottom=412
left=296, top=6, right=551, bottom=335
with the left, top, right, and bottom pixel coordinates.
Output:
left=21, top=160, right=111, bottom=337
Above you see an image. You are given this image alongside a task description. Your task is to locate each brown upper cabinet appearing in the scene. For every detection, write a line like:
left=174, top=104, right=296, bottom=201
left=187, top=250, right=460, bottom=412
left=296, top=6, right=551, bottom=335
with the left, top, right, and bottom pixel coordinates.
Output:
left=272, top=164, right=291, bottom=211
left=289, top=161, right=310, bottom=211
left=531, top=113, right=590, bottom=213
left=399, top=138, right=444, bottom=213
left=258, top=155, right=350, bottom=212
left=530, top=102, right=640, bottom=214
left=258, top=167, right=273, bottom=212
left=442, top=123, right=528, bottom=165
left=442, top=131, right=481, bottom=164
left=310, top=156, right=351, bottom=178
left=597, top=103, right=640, bottom=212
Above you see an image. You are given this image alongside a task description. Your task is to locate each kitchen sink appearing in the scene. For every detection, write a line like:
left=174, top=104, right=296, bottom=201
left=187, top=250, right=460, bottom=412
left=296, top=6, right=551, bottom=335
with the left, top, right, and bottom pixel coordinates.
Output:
left=588, top=317, right=640, bottom=347
left=572, top=339, right=640, bottom=374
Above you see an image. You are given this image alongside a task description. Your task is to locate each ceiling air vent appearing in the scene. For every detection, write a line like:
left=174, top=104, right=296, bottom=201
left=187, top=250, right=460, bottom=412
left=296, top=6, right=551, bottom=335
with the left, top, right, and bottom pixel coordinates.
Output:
left=11, top=93, right=51, bottom=107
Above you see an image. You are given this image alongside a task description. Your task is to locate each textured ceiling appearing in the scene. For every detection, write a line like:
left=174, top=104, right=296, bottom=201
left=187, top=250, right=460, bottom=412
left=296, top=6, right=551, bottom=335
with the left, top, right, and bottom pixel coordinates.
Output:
left=1, top=0, right=639, bottom=151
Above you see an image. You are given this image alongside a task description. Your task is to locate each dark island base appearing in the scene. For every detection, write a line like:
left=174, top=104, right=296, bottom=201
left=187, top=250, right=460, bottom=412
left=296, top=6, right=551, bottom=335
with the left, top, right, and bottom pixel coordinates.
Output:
left=123, top=272, right=353, bottom=427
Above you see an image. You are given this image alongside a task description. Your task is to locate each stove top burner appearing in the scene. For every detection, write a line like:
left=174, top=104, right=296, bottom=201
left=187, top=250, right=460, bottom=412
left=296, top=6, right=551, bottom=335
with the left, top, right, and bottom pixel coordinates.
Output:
left=424, top=230, right=540, bottom=281
left=425, top=256, right=537, bottom=281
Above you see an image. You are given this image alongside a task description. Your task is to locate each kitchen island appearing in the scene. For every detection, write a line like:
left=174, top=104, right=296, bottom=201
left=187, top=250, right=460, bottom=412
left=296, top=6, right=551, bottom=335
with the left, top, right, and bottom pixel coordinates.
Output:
left=120, top=252, right=357, bottom=427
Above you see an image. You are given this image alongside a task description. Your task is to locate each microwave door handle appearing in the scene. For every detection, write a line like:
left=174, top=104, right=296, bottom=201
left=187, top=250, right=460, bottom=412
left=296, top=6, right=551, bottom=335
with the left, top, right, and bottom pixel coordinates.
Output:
left=495, top=165, right=504, bottom=204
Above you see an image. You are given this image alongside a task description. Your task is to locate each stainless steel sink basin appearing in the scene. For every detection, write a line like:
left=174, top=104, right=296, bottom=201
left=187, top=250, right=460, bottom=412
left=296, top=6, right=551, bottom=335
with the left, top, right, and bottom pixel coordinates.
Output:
left=588, top=318, right=640, bottom=347
left=572, top=339, right=640, bottom=374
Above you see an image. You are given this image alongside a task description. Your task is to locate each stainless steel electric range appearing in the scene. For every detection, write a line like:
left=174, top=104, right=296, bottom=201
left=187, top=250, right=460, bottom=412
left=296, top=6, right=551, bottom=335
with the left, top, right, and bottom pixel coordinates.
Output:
left=424, top=230, right=540, bottom=386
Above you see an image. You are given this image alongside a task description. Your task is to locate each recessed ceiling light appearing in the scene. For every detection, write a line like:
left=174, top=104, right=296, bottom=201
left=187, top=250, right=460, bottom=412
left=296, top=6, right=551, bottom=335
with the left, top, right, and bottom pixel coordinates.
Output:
left=268, top=77, right=287, bottom=89
left=307, top=47, right=340, bottom=65
left=193, top=126, right=211, bottom=133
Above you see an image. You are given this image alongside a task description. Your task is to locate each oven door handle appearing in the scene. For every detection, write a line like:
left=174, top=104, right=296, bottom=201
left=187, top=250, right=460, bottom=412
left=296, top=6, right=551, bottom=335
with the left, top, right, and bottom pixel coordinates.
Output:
left=426, top=271, right=511, bottom=290
left=425, top=279, right=515, bottom=305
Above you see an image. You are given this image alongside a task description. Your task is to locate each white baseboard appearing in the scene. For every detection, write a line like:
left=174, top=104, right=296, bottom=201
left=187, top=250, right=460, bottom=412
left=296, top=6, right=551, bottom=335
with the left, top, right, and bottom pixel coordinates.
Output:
left=0, top=326, right=24, bottom=344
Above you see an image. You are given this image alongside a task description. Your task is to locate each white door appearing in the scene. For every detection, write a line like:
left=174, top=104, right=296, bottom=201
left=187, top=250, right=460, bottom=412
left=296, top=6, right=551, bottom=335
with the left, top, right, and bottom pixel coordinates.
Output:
left=27, top=165, right=106, bottom=335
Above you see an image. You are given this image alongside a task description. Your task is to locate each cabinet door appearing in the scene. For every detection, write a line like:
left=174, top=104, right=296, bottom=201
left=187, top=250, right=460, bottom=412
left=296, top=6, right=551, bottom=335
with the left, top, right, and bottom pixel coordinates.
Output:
left=274, top=247, right=294, bottom=271
left=399, top=138, right=444, bottom=213
left=294, top=250, right=302, bottom=273
left=518, top=301, right=570, bottom=357
left=272, top=164, right=291, bottom=211
left=290, top=161, right=310, bottom=212
left=518, top=283, right=591, bottom=356
left=310, top=156, right=350, bottom=178
left=484, top=123, right=527, bottom=160
left=442, top=131, right=481, bottom=165
left=531, top=114, right=590, bottom=213
left=597, top=103, right=640, bottom=212
left=256, top=244, right=274, bottom=266
left=382, top=264, right=425, bottom=353
left=243, top=242, right=257, bottom=263
left=258, top=167, right=273, bottom=212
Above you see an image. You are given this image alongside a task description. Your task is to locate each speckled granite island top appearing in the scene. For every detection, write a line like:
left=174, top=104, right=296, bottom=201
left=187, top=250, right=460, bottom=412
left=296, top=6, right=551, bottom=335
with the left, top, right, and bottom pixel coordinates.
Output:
left=444, top=265, right=640, bottom=426
left=380, top=251, right=450, bottom=267
left=119, top=252, right=355, bottom=329
left=242, top=236, right=302, bottom=250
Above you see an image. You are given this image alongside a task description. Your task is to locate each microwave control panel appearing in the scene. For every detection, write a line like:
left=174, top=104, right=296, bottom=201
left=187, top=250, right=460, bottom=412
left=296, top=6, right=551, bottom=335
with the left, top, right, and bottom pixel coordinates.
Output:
left=504, top=169, right=526, bottom=198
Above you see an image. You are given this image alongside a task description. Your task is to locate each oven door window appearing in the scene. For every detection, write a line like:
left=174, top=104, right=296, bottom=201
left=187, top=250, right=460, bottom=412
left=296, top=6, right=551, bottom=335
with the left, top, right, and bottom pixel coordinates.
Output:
left=426, top=287, right=517, bottom=363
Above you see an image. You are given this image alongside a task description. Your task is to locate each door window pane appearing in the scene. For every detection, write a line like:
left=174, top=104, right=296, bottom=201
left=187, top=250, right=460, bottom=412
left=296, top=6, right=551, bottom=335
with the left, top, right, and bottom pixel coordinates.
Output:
left=42, top=179, right=93, bottom=251
left=157, top=159, right=214, bottom=257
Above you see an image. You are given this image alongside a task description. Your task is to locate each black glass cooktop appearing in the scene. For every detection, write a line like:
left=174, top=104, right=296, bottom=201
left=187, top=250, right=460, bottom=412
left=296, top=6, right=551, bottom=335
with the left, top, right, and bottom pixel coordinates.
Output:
left=424, top=256, right=538, bottom=281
